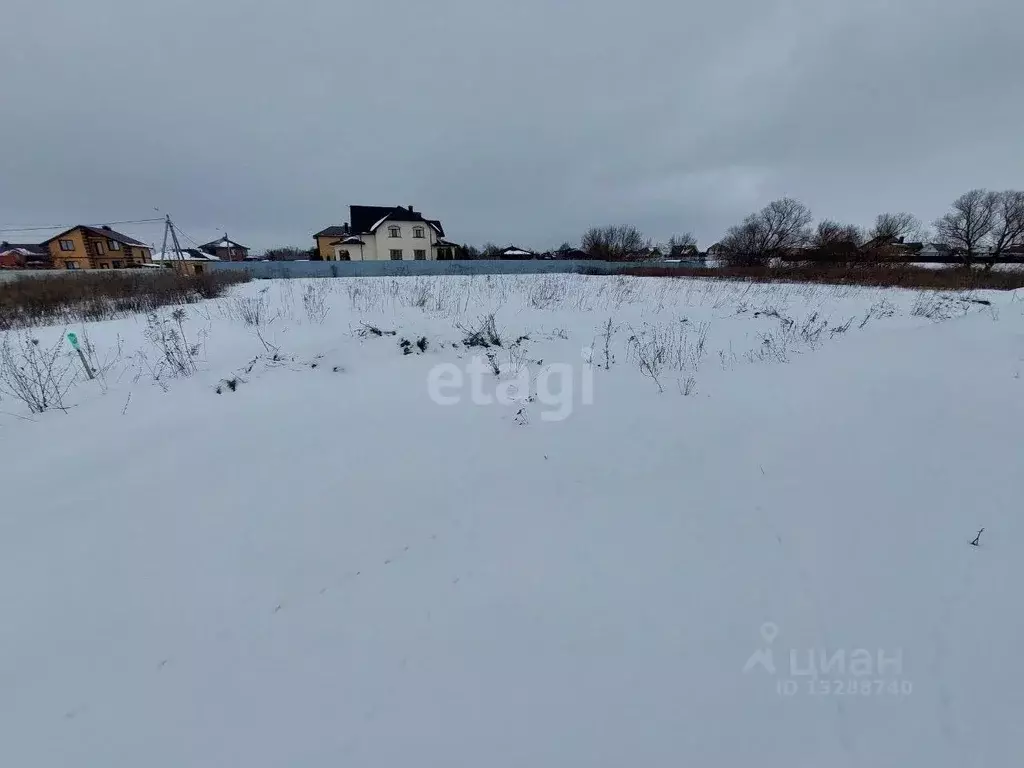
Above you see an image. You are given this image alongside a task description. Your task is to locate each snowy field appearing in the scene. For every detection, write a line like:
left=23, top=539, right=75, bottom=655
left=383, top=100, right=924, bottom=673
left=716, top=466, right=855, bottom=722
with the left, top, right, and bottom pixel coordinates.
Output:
left=2, top=274, right=1022, bottom=767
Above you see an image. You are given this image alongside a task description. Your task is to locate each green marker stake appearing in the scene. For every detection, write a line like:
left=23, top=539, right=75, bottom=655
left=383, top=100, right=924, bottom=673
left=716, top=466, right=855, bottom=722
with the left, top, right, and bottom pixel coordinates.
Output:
left=67, top=332, right=94, bottom=379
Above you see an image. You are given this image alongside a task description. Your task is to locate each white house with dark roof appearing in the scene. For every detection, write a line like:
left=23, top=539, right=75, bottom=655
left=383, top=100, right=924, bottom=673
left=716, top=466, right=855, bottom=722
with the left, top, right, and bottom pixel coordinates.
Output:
left=314, top=205, right=456, bottom=261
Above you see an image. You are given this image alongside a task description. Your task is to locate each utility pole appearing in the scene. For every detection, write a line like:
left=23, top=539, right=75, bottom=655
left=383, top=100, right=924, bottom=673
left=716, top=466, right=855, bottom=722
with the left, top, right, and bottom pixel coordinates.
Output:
left=160, top=214, right=187, bottom=274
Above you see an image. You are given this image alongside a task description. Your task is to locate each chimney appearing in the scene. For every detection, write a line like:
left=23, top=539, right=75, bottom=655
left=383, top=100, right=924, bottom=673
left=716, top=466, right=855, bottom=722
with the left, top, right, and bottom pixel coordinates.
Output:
left=101, top=225, right=112, bottom=231
left=409, top=205, right=415, bottom=212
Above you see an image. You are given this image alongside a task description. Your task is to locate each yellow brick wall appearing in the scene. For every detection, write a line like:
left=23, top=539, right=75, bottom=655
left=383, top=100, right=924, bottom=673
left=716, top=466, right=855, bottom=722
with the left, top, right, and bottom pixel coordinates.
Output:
left=47, top=229, right=89, bottom=269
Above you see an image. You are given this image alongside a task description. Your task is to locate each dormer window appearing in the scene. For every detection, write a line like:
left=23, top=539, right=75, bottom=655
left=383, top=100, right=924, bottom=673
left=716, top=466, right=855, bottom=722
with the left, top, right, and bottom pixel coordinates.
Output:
left=388, top=225, right=401, bottom=238
left=413, top=226, right=425, bottom=238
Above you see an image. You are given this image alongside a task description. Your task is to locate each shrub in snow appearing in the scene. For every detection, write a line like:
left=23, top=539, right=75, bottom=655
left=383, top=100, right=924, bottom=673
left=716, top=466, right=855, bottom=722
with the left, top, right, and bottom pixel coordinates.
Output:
left=231, top=293, right=272, bottom=327
left=911, top=294, right=973, bottom=321
left=398, top=337, right=429, bottom=356
left=302, top=283, right=330, bottom=324
left=141, top=309, right=200, bottom=379
left=458, top=314, right=502, bottom=348
left=357, top=322, right=396, bottom=338
left=215, top=377, right=241, bottom=395
left=0, top=331, right=76, bottom=413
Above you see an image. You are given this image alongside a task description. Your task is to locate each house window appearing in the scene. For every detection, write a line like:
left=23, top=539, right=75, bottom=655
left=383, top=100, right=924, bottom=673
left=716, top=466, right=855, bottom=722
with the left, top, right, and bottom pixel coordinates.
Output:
left=413, top=227, right=425, bottom=238
left=112, top=260, right=123, bottom=269
left=65, top=261, right=80, bottom=270
left=108, top=240, right=121, bottom=251
left=390, top=249, right=403, bottom=260
left=94, top=241, right=105, bottom=255
left=59, top=239, right=75, bottom=251
left=99, top=263, right=109, bottom=269
left=388, top=226, right=401, bottom=238
left=414, top=250, right=426, bottom=260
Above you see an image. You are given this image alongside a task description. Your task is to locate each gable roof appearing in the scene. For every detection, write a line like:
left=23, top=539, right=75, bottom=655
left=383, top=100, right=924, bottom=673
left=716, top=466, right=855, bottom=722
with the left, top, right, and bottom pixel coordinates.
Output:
left=500, top=245, right=536, bottom=258
left=670, top=244, right=699, bottom=257
left=199, top=235, right=248, bottom=251
left=317, top=206, right=446, bottom=238
left=151, top=248, right=219, bottom=262
left=352, top=205, right=417, bottom=233
left=552, top=247, right=589, bottom=259
left=351, top=205, right=441, bottom=234
left=314, top=225, right=350, bottom=238
left=41, top=225, right=147, bottom=248
left=0, top=241, right=48, bottom=257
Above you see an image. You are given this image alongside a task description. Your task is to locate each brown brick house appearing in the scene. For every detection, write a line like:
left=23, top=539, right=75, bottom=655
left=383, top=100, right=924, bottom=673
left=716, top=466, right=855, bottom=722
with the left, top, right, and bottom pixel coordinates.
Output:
left=0, top=242, right=50, bottom=269
left=41, top=225, right=153, bottom=270
left=199, top=235, right=249, bottom=262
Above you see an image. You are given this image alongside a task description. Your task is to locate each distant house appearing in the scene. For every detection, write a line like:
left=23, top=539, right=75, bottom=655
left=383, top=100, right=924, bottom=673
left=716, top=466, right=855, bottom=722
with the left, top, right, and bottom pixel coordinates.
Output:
left=151, top=248, right=219, bottom=275
left=550, top=247, right=590, bottom=260
left=41, top=225, right=153, bottom=270
left=314, top=205, right=454, bottom=261
left=0, top=242, right=50, bottom=269
left=917, top=243, right=955, bottom=260
left=859, top=235, right=918, bottom=261
left=199, top=235, right=249, bottom=262
left=706, top=242, right=729, bottom=257
left=669, top=244, right=700, bottom=259
left=498, top=245, right=537, bottom=260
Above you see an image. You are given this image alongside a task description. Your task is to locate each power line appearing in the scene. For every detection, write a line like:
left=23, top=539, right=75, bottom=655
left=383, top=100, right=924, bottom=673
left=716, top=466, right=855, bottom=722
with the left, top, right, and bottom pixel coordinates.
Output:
left=171, top=225, right=205, bottom=250
left=0, top=218, right=165, bottom=235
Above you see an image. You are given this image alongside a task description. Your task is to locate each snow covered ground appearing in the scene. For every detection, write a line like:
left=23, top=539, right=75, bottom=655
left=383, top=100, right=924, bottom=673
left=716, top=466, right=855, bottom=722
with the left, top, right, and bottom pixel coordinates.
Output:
left=2, top=274, right=1022, bottom=767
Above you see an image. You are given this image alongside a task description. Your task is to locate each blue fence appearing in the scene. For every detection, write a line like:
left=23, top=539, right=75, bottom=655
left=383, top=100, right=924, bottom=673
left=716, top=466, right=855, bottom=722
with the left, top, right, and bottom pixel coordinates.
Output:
left=205, top=259, right=705, bottom=279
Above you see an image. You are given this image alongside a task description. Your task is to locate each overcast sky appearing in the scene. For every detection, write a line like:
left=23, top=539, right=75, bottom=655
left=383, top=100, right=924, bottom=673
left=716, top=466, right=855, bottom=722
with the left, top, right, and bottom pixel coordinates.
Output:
left=2, top=0, right=1022, bottom=252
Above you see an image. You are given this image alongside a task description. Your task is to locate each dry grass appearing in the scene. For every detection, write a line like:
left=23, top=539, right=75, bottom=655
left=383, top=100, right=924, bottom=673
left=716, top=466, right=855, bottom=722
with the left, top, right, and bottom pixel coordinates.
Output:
left=0, top=271, right=251, bottom=330
left=620, top=263, right=1024, bottom=291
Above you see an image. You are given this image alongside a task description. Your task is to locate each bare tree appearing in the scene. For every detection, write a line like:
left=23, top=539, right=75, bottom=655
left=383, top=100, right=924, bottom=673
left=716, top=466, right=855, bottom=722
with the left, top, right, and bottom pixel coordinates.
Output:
left=720, top=198, right=812, bottom=265
left=665, top=233, right=698, bottom=257
left=479, top=242, right=502, bottom=260
left=983, top=190, right=1024, bottom=270
left=934, top=189, right=998, bottom=267
left=263, top=246, right=315, bottom=261
left=581, top=225, right=648, bottom=261
left=869, top=212, right=922, bottom=242
left=813, top=220, right=863, bottom=248
left=808, top=220, right=863, bottom=262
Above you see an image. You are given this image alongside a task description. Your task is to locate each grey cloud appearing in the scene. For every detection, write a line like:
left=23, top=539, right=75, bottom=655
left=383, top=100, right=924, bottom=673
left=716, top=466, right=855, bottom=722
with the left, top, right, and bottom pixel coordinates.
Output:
left=2, top=0, right=1022, bottom=251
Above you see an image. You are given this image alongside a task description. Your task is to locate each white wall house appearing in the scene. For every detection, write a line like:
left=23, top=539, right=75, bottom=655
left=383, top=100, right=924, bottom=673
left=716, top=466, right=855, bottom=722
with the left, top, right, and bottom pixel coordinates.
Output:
left=314, top=206, right=456, bottom=261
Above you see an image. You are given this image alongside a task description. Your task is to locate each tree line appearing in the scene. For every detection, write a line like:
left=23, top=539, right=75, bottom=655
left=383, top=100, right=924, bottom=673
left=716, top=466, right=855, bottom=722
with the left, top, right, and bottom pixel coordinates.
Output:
left=454, top=188, right=1024, bottom=268
left=714, top=189, right=1024, bottom=270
